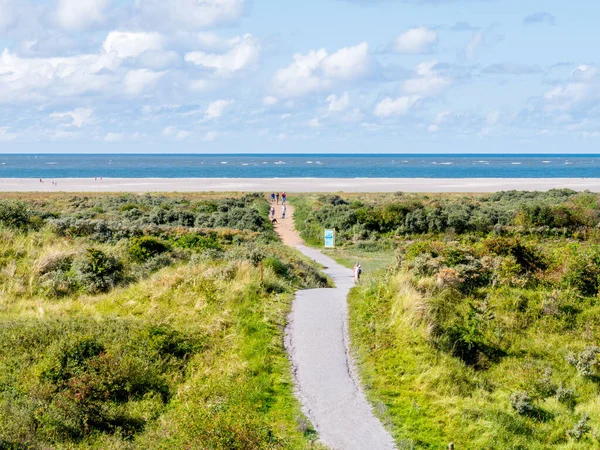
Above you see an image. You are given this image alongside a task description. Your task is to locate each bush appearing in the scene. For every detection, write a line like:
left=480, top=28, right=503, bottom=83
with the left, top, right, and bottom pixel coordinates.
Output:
left=173, top=233, right=221, bottom=251
left=482, top=237, right=546, bottom=273
left=555, top=386, right=577, bottom=409
left=0, top=201, right=31, bottom=229
left=510, top=391, right=534, bottom=415
left=563, top=250, right=600, bottom=297
left=74, top=249, right=124, bottom=294
left=567, top=346, right=600, bottom=377
left=567, top=414, right=590, bottom=441
left=129, top=236, right=170, bottom=262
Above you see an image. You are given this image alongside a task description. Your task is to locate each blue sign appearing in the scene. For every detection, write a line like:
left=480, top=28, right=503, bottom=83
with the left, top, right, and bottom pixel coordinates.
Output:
left=324, top=229, right=335, bottom=248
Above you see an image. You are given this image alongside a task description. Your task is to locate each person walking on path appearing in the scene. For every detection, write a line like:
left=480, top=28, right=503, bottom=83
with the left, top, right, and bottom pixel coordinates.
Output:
left=282, top=192, right=287, bottom=204
left=353, top=263, right=362, bottom=284
left=270, top=206, right=276, bottom=219
left=270, top=192, right=275, bottom=203
left=281, top=204, right=287, bottom=219
left=276, top=192, right=280, bottom=204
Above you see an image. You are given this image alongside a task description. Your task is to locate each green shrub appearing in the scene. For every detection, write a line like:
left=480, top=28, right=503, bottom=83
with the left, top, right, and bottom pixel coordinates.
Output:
left=556, top=386, right=577, bottom=409
left=0, top=201, right=31, bottom=229
left=509, top=391, right=534, bottom=415
left=563, top=250, right=600, bottom=297
left=173, top=233, right=221, bottom=251
left=74, top=249, right=124, bottom=294
left=482, top=237, right=545, bottom=273
left=129, top=236, right=170, bottom=262
left=567, top=346, right=600, bottom=377
left=567, top=414, right=591, bottom=441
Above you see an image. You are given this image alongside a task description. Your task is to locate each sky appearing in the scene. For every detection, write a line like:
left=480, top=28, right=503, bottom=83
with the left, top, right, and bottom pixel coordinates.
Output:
left=0, top=0, right=598, bottom=154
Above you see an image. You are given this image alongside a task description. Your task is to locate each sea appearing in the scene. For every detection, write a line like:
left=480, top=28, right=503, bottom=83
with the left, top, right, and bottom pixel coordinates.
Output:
left=0, top=154, right=599, bottom=178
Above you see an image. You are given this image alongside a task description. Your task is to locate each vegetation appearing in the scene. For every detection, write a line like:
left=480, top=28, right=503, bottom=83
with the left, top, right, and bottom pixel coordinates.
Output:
left=0, top=193, right=328, bottom=449
left=293, top=191, right=600, bottom=449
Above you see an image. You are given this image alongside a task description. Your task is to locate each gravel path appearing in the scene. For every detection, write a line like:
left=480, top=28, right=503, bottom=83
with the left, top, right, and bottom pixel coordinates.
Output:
left=275, top=204, right=396, bottom=450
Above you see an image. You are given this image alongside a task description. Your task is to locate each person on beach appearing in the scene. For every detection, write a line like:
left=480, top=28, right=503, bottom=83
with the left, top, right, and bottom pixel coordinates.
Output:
left=270, top=192, right=275, bottom=203
left=281, top=205, right=286, bottom=219
left=353, top=263, right=362, bottom=284
left=270, top=206, right=276, bottom=219
left=276, top=192, right=280, bottom=204
left=282, top=192, right=287, bottom=204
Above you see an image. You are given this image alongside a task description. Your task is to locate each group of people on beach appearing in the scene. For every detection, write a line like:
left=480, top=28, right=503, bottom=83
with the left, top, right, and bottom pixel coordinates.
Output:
left=270, top=204, right=286, bottom=223
left=270, top=192, right=287, bottom=204
left=269, top=192, right=287, bottom=224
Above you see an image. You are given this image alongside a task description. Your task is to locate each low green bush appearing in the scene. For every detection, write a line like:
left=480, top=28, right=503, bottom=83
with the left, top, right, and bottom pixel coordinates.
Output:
left=74, top=249, right=124, bottom=294
left=563, top=250, right=600, bottom=297
left=129, top=236, right=170, bottom=262
left=0, top=200, right=31, bottom=229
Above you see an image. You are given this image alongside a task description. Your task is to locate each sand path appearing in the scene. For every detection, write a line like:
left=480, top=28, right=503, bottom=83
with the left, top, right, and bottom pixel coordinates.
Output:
left=273, top=202, right=396, bottom=450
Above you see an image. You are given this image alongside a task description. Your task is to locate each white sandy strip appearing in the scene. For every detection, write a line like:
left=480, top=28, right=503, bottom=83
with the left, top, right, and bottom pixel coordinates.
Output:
left=0, top=178, right=599, bottom=193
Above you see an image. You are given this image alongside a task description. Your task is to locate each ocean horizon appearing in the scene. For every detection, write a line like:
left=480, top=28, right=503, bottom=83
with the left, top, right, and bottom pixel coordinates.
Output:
left=1, top=154, right=600, bottom=179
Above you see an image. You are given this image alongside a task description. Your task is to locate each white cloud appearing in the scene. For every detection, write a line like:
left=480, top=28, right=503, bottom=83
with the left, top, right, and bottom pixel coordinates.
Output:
left=321, top=42, right=369, bottom=79
left=0, top=127, right=17, bottom=141
left=53, top=0, right=111, bottom=31
left=103, top=31, right=164, bottom=59
left=327, top=92, right=350, bottom=112
left=0, top=49, right=118, bottom=102
left=543, top=83, right=590, bottom=112
left=185, top=34, right=260, bottom=75
left=308, top=118, right=320, bottom=128
left=189, top=79, right=212, bottom=91
left=104, top=132, right=124, bottom=142
left=124, top=69, right=165, bottom=95
left=272, top=42, right=370, bottom=98
left=201, top=131, right=218, bottom=141
left=374, top=96, right=420, bottom=117
left=464, top=26, right=503, bottom=61
left=263, top=96, right=279, bottom=106
left=542, top=64, right=599, bottom=112
left=162, top=126, right=191, bottom=141
left=137, top=0, right=244, bottom=30
left=394, top=27, right=437, bottom=54
left=50, top=108, right=94, bottom=127
left=402, top=61, right=451, bottom=96
left=427, top=124, right=439, bottom=132
left=465, top=32, right=484, bottom=61
left=486, top=110, right=501, bottom=125
left=0, top=0, right=19, bottom=30
left=206, top=99, right=233, bottom=118
left=572, top=65, right=598, bottom=83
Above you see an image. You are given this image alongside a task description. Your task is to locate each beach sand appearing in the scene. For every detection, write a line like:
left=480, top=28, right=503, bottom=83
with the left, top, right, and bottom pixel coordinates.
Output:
left=0, top=178, right=599, bottom=193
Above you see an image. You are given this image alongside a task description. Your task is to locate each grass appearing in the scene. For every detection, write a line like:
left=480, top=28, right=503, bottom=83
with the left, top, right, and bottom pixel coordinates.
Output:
left=0, top=193, right=327, bottom=449
left=292, top=192, right=600, bottom=449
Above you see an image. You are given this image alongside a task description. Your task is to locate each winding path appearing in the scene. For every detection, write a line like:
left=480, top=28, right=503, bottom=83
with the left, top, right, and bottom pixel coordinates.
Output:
left=274, top=203, right=396, bottom=450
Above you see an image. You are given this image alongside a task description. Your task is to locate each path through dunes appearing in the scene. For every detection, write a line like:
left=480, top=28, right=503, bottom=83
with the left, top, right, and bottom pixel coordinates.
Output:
left=273, top=202, right=396, bottom=450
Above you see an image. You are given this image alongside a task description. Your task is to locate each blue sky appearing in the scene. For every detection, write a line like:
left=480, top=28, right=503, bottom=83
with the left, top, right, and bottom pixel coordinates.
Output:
left=0, top=0, right=598, bottom=153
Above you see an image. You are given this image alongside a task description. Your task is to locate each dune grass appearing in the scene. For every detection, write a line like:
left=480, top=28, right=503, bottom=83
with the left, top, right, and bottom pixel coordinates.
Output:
left=293, top=191, right=600, bottom=449
left=0, top=194, right=327, bottom=449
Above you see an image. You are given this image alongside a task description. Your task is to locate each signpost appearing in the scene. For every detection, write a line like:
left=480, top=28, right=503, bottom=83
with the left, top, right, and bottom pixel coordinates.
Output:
left=324, top=229, right=335, bottom=248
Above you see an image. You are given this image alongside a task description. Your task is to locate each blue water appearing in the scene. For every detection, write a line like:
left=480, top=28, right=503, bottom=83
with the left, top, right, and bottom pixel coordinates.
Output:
left=0, top=154, right=599, bottom=178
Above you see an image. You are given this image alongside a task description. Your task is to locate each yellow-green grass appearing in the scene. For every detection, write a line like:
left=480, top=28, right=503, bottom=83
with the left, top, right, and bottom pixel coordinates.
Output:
left=0, top=194, right=328, bottom=449
left=292, top=192, right=600, bottom=449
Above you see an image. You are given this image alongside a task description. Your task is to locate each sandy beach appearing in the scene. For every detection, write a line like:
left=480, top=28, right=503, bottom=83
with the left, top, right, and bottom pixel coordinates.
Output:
left=0, top=178, right=599, bottom=193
